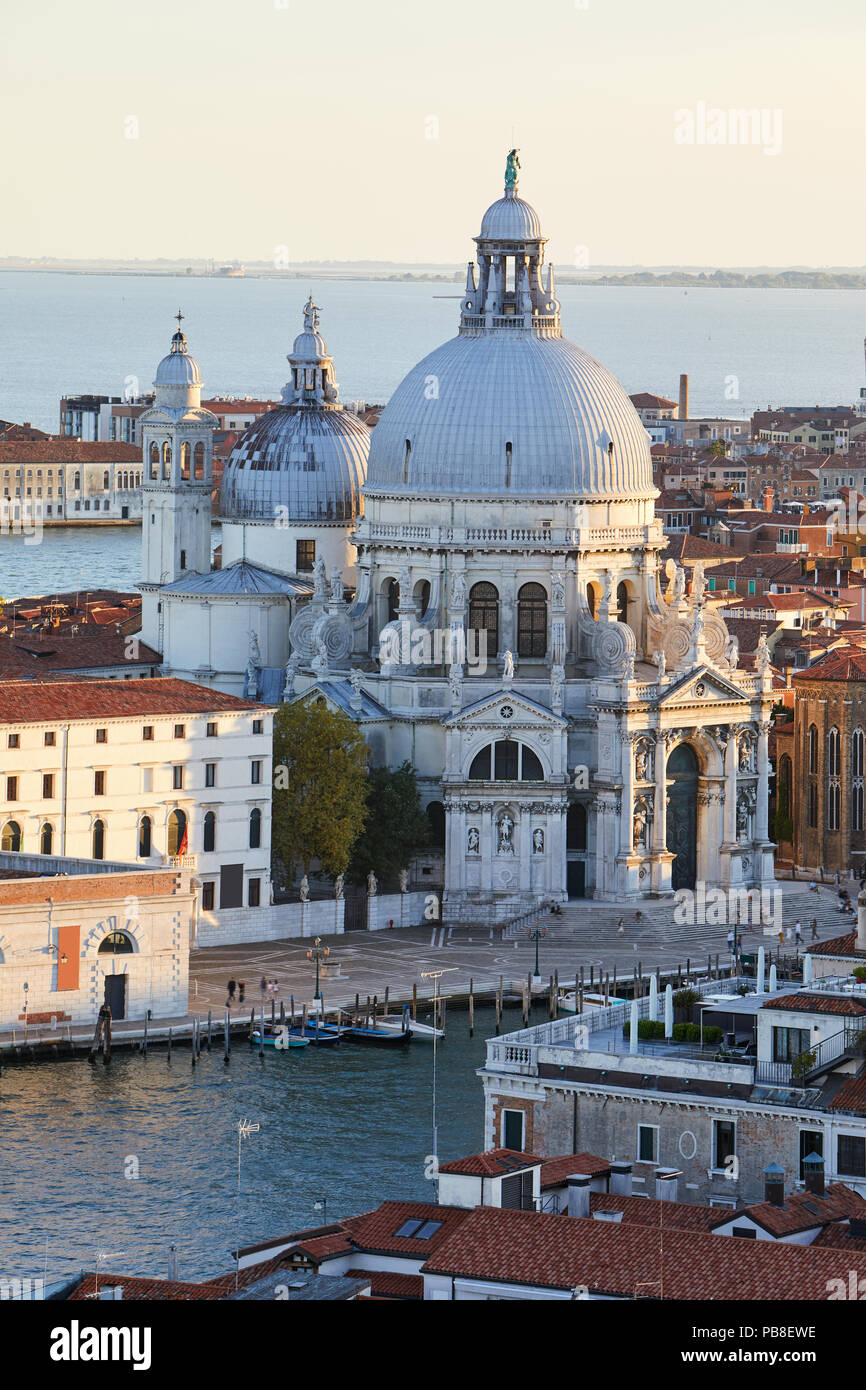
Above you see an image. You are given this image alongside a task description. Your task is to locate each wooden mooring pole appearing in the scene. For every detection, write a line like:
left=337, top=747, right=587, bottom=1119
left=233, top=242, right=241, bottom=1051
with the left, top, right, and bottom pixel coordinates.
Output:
left=469, top=978, right=474, bottom=1037
left=224, top=1010, right=230, bottom=1065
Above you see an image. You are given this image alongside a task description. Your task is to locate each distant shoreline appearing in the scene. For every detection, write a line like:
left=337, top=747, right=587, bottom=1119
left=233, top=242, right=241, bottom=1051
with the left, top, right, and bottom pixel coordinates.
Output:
left=2, top=265, right=865, bottom=291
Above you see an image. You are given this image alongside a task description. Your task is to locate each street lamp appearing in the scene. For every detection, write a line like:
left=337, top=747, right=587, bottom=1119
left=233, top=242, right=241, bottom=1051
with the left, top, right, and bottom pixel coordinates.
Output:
left=527, top=923, right=547, bottom=983
left=306, top=937, right=329, bottom=1001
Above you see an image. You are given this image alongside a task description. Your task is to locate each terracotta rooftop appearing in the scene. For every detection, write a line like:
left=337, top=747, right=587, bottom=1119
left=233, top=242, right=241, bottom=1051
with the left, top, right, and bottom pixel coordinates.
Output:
left=630, top=393, right=678, bottom=410
left=419, top=1204, right=866, bottom=1299
left=795, top=646, right=866, bottom=682
left=760, top=993, right=866, bottom=1017
left=341, top=1200, right=471, bottom=1256
left=345, top=1269, right=423, bottom=1299
left=828, top=1076, right=866, bottom=1115
left=588, top=1192, right=720, bottom=1232
left=438, top=1148, right=541, bottom=1177
left=720, top=1183, right=866, bottom=1238
left=0, top=440, right=140, bottom=463
left=807, top=931, right=861, bottom=957
left=539, top=1153, right=611, bottom=1189
left=0, top=676, right=267, bottom=724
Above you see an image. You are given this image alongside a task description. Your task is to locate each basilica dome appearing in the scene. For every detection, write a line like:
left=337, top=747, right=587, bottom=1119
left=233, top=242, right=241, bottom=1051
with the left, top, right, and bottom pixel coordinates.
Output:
left=220, top=299, right=369, bottom=523
left=364, top=173, right=654, bottom=502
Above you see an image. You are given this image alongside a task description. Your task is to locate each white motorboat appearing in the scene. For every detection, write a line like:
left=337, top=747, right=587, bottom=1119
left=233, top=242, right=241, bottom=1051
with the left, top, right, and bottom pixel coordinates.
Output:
left=557, top=991, right=627, bottom=1013
left=376, top=1012, right=444, bottom=1039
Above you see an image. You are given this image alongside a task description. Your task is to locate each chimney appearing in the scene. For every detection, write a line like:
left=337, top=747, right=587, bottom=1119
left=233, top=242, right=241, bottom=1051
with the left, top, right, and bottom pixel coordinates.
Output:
left=678, top=373, right=689, bottom=421
left=802, top=1151, right=825, bottom=1197
left=609, top=1161, right=633, bottom=1196
left=98, top=1285, right=123, bottom=1300
left=762, top=484, right=774, bottom=513
left=763, top=1162, right=785, bottom=1207
left=168, top=1244, right=178, bottom=1281
left=857, top=890, right=866, bottom=952
left=655, top=1168, right=681, bottom=1203
left=567, top=1174, right=592, bottom=1219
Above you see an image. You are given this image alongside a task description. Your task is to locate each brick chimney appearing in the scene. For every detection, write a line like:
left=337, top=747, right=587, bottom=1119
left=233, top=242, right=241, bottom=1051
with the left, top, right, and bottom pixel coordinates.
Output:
left=763, top=1162, right=785, bottom=1207
left=802, top=1152, right=825, bottom=1197
left=567, top=1174, right=592, bottom=1219
left=762, top=485, right=774, bottom=513
left=678, top=374, right=689, bottom=421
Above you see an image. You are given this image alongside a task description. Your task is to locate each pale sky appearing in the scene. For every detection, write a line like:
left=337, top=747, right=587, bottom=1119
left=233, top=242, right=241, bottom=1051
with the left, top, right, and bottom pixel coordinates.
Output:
left=2, top=0, right=864, bottom=266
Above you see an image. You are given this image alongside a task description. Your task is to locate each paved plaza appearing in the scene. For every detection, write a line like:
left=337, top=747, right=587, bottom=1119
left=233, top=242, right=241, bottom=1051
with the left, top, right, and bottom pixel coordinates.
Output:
left=188, top=878, right=860, bottom=1021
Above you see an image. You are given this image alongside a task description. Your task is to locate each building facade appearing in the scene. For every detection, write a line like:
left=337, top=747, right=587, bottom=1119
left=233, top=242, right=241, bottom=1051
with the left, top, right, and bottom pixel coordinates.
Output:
left=789, top=646, right=866, bottom=875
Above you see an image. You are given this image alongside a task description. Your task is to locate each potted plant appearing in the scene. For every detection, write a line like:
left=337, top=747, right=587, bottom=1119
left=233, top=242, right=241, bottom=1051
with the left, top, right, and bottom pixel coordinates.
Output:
left=792, top=1049, right=816, bottom=1085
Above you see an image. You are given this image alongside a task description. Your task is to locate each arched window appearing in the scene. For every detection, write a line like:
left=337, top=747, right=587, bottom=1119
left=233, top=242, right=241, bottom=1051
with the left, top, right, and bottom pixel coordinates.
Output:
left=854, top=784, right=864, bottom=832
left=98, top=931, right=134, bottom=954
left=138, top=815, right=152, bottom=858
left=203, top=810, right=216, bottom=853
left=180, top=442, right=190, bottom=479
left=73, top=471, right=80, bottom=491
left=853, top=728, right=864, bottom=777
left=40, top=822, right=53, bottom=855
left=617, top=581, right=633, bottom=632
left=426, top=801, right=446, bottom=849
left=149, top=442, right=158, bottom=479
left=1, top=820, right=21, bottom=852
left=828, top=782, right=841, bottom=832
left=567, top=803, right=587, bottom=850
left=468, top=741, right=545, bottom=782
left=167, top=809, right=187, bottom=857
left=249, top=808, right=261, bottom=850
left=162, top=441, right=171, bottom=479
left=387, top=579, right=399, bottom=624
left=828, top=727, right=840, bottom=778
left=92, top=819, right=105, bottom=859
left=808, top=724, right=818, bottom=775
left=468, top=582, right=499, bottom=665
left=414, top=580, right=430, bottom=619
left=586, top=582, right=600, bottom=620
left=517, top=583, right=547, bottom=658
left=193, top=442, right=205, bottom=480
left=103, top=470, right=109, bottom=490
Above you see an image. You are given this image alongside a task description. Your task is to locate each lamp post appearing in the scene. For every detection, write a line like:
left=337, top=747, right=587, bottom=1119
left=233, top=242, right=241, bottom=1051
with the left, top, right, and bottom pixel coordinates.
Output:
left=235, top=1118, right=261, bottom=1291
left=420, top=967, right=458, bottom=1176
left=527, top=923, right=547, bottom=984
left=306, top=937, right=329, bottom=1001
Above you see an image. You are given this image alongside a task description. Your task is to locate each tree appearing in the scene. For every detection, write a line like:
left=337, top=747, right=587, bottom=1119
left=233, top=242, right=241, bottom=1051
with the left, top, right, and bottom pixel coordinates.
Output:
left=272, top=698, right=369, bottom=878
left=347, top=761, right=430, bottom=883
left=708, top=439, right=728, bottom=459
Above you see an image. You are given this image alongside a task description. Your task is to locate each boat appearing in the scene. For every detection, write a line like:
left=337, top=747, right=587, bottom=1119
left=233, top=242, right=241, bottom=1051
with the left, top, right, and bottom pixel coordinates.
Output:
left=252, top=1028, right=309, bottom=1049
left=375, top=1011, right=443, bottom=1040
left=286, top=1022, right=342, bottom=1046
left=343, top=1022, right=413, bottom=1046
left=557, top=991, right=627, bottom=1013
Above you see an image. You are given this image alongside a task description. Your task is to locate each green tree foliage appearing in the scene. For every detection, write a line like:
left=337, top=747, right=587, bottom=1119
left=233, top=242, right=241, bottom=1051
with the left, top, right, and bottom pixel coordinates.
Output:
left=272, top=699, right=369, bottom=877
left=348, top=761, right=430, bottom=883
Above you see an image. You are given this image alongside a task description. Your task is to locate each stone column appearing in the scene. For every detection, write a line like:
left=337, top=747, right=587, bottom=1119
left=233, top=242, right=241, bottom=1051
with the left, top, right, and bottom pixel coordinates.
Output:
left=755, top=720, right=770, bottom=843
left=481, top=803, right=494, bottom=895
left=652, top=733, right=667, bottom=853
left=724, top=730, right=739, bottom=844
left=620, top=732, right=636, bottom=859
left=518, top=805, right=531, bottom=892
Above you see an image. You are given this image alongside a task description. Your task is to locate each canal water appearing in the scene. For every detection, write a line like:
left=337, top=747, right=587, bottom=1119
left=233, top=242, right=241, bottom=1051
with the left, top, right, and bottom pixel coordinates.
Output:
left=0, top=1003, right=545, bottom=1283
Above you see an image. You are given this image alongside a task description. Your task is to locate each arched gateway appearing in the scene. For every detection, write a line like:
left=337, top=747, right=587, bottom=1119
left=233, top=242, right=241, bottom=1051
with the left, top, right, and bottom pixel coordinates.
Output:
left=667, top=743, right=699, bottom=890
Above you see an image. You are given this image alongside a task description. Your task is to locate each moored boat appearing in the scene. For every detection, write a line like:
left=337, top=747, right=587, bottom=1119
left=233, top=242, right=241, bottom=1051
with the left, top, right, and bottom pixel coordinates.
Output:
left=252, top=1028, right=309, bottom=1049
left=375, top=1012, right=443, bottom=1040
left=557, top=991, right=627, bottom=1013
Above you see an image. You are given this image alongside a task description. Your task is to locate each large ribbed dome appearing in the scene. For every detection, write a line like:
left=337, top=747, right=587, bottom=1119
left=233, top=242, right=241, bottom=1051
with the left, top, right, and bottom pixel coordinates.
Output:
left=221, top=407, right=369, bottom=521
left=365, top=166, right=654, bottom=501
left=220, top=297, right=369, bottom=522
left=365, top=333, right=654, bottom=499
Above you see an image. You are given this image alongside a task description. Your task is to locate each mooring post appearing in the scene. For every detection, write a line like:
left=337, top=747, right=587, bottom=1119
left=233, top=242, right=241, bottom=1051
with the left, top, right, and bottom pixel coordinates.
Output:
left=167, top=1028, right=172, bottom=1066
left=384, top=986, right=390, bottom=1016
left=224, top=1010, right=230, bottom=1065
left=280, top=1001, right=285, bottom=1026
left=207, top=1010, right=212, bottom=1051
left=102, top=1014, right=112, bottom=1066
left=142, top=1012, right=148, bottom=1058
left=469, top=978, right=474, bottom=1037
left=412, top=981, right=418, bottom=1021
left=259, top=1007, right=265, bottom=1060
left=191, top=1016, right=196, bottom=1068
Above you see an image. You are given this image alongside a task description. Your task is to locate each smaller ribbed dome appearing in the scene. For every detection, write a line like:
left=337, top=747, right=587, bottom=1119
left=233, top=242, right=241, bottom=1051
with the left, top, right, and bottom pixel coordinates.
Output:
left=154, top=328, right=203, bottom=388
left=480, top=193, right=543, bottom=241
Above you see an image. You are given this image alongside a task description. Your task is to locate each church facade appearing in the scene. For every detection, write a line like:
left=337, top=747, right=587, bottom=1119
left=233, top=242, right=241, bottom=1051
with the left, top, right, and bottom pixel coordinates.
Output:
left=139, top=160, right=775, bottom=922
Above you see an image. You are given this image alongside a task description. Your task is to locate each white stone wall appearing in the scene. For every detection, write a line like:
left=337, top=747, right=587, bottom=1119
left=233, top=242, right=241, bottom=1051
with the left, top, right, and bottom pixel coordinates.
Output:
left=0, top=875, right=191, bottom=1028
left=367, top=891, right=432, bottom=931
left=195, top=896, right=344, bottom=946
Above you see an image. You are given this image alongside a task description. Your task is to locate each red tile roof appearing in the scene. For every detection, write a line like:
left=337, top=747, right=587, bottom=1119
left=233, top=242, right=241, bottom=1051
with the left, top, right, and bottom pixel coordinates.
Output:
left=0, top=631, right=160, bottom=678
left=808, top=931, right=862, bottom=957
left=810, top=1222, right=866, bottom=1252
left=0, top=441, right=140, bottom=463
left=539, top=1153, right=611, bottom=1189
left=343, top=1201, right=470, bottom=1256
left=419, top=1205, right=866, bottom=1299
left=438, top=1148, right=541, bottom=1177
left=68, top=1273, right=224, bottom=1301
left=0, top=676, right=266, bottom=723
left=761, top=993, right=866, bottom=1017
left=718, top=1183, right=866, bottom=1237
left=588, top=1193, right=719, bottom=1232
left=630, top=393, right=678, bottom=410
left=795, top=646, right=866, bottom=682
left=345, top=1269, right=423, bottom=1299
left=828, top=1076, right=866, bottom=1114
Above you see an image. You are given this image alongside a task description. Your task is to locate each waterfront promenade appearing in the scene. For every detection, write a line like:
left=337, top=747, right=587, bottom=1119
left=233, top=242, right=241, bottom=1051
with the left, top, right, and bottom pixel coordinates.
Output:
left=1, top=880, right=855, bottom=1056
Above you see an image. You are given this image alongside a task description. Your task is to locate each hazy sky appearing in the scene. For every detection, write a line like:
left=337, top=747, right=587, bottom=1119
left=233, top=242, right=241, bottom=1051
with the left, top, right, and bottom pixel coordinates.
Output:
left=2, top=0, right=864, bottom=266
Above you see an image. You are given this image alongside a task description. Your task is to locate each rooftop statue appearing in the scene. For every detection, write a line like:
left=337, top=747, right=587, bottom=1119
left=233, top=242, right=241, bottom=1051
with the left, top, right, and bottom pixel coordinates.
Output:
left=504, top=148, right=520, bottom=192
left=303, top=294, right=320, bottom=333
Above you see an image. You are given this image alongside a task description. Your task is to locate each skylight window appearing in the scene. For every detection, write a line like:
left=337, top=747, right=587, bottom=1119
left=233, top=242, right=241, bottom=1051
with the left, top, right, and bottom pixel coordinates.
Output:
left=394, top=1218, right=442, bottom=1239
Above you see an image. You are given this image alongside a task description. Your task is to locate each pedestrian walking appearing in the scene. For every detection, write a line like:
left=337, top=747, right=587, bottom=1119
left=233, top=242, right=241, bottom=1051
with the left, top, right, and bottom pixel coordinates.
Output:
left=273, top=979, right=280, bottom=998
left=726, top=928, right=735, bottom=955
left=238, top=981, right=246, bottom=1005
left=795, top=921, right=802, bottom=945
left=260, top=976, right=267, bottom=1000
left=778, top=927, right=784, bottom=946
left=226, top=977, right=236, bottom=1007
left=810, top=918, right=819, bottom=942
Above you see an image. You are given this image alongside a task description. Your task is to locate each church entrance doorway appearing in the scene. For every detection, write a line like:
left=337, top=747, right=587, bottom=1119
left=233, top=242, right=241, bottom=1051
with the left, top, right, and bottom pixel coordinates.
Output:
left=566, top=861, right=585, bottom=898
left=667, top=743, right=699, bottom=890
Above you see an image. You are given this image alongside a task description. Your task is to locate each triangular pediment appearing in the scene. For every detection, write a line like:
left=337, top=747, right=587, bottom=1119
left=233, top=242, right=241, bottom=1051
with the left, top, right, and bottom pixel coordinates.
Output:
left=658, top=665, right=751, bottom=707
left=444, top=689, right=566, bottom=730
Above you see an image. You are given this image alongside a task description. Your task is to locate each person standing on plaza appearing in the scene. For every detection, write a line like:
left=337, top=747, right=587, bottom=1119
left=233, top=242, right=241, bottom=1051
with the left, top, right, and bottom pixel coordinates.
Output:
left=227, top=978, right=236, bottom=1007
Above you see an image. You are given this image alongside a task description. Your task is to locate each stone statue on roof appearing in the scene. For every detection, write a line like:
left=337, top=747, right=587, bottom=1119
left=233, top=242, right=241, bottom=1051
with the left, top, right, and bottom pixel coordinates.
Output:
left=504, top=148, right=521, bottom=192
left=303, top=294, right=319, bottom=333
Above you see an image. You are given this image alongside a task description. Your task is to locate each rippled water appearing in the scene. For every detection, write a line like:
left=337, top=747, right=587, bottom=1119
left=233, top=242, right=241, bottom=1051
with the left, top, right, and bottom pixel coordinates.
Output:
left=0, top=1005, right=537, bottom=1282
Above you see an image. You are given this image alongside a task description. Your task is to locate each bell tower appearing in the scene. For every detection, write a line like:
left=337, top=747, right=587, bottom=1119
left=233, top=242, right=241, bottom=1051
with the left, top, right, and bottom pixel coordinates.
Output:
left=139, top=313, right=217, bottom=650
